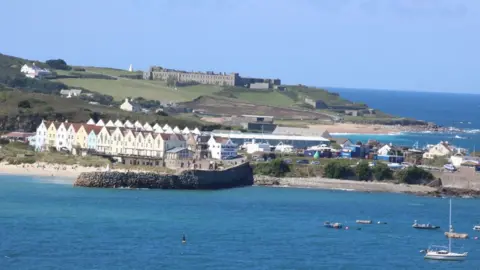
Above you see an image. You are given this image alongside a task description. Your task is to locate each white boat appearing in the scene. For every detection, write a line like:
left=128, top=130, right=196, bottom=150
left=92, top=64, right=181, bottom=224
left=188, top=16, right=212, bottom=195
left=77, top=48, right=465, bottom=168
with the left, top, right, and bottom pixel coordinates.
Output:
left=424, top=199, right=468, bottom=261
left=275, top=142, right=294, bottom=153
left=473, top=225, right=480, bottom=231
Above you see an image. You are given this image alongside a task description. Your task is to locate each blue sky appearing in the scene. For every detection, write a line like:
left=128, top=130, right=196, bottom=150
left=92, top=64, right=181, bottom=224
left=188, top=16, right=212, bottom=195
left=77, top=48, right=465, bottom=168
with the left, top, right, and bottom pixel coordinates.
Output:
left=1, top=0, right=479, bottom=93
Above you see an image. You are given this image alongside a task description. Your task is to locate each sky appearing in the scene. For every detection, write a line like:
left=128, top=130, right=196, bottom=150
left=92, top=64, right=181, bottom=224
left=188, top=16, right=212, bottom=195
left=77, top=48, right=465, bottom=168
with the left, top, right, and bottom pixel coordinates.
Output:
left=1, top=0, right=479, bottom=93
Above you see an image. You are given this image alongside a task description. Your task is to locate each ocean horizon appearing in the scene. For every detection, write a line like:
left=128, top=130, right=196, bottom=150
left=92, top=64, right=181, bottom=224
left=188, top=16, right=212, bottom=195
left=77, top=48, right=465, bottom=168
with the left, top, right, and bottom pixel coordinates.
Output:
left=328, top=89, right=480, bottom=152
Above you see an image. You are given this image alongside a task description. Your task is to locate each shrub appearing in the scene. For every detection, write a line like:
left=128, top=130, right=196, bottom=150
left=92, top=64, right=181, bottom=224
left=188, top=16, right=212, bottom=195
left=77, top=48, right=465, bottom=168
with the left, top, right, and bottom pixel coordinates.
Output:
left=46, top=59, right=71, bottom=70
left=372, top=162, right=393, bottom=181
left=323, top=161, right=353, bottom=179
left=356, top=161, right=372, bottom=181
left=395, top=166, right=434, bottom=185
left=253, top=159, right=290, bottom=177
left=17, top=100, right=31, bottom=108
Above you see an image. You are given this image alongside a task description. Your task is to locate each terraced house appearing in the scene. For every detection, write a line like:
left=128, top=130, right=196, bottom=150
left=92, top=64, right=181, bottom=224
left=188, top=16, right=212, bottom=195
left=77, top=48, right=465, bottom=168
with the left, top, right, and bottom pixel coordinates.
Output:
left=35, top=119, right=195, bottom=160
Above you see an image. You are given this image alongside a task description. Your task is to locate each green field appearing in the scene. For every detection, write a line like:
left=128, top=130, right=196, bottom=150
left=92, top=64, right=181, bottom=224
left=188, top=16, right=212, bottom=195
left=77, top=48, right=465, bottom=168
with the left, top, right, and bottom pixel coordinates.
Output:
left=81, top=66, right=143, bottom=77
left=53, top=77, right=222, bottom=102
left=232, top=91, right=296, bottom=107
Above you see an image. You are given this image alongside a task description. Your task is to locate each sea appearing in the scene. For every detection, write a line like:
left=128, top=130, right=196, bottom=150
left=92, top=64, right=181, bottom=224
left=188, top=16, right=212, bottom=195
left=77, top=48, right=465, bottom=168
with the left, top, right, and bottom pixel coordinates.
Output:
left=0, top=175, right=479, bottom=269
left=328, top=88, right=480, bottom=152
left=2, top=89, right=480, bottom=269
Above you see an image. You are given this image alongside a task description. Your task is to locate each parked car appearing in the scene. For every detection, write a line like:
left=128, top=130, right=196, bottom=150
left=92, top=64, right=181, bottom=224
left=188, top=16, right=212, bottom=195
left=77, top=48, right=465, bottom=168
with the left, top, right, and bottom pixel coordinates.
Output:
left=310, top=161, right=320, bottom=165
left=296, top=159, right=309, bottom=164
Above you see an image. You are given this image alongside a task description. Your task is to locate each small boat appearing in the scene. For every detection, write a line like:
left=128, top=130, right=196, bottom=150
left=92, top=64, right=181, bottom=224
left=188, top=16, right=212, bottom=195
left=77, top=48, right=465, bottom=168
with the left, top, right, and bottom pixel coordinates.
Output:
left=423, top=199, right=468, bottom=261
left=412, top=220, right=440, bottom=230
left=356, top=220, right=372, bottom=224
left=377, top=221, right=387, bottom=225
left=182, top=234, right=186, bottom=244
left=324, top=221, right=342, bottom=229
left=445, top=232, right=469, bottom=239
left=473, top=225, right=480, bottom=231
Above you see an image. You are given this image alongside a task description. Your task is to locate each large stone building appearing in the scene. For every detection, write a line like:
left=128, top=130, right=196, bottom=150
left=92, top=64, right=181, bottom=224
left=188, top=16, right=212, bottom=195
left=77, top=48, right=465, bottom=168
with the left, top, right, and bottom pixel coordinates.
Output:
left=143, top=66, right=281, bottom=88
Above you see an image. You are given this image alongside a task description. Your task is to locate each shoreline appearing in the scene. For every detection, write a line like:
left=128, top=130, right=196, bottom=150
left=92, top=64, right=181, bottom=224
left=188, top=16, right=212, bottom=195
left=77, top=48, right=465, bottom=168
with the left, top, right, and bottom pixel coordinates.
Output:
left=254, top=175, right=437, bottom=194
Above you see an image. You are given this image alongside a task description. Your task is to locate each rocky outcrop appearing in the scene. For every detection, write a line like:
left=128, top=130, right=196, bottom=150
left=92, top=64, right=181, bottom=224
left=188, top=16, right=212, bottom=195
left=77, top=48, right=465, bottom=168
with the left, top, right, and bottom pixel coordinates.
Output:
left=422, top=187, right=480, bottom=198
left=74, top=162, right=254, bottom=190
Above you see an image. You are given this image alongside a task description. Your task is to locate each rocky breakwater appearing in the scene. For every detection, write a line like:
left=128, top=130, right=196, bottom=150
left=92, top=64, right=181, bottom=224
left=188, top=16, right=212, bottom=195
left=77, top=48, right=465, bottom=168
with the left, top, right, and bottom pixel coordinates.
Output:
left=74, top=162, right=254, bottom=190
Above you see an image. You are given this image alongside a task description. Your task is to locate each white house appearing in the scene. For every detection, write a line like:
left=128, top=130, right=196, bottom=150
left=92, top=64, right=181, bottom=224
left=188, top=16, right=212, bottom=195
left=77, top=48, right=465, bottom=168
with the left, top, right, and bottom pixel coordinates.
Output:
left=35, top=120, right=49, bottom=151
left=162, top=124, right=171, bottom=131
left=377, top=144, right=392, bottom=156
left=143, top=122, right=153, bottom=131
left=20, top=63, right=52, bottom=79
left=86, top=118, right=96, bottom=125
left=164, top=126, right=174, bottom=134
left=55, top=122, right=68, bottom=151
left=59, top=89, right=82, bottom=98
left=114, top=119, right=124, bottom=127
left=192, top=127, right=201, bottom=135
left=182, top=127, right=191, bottom=134
left=173, top=126, right=181, bottom=134
left=134, top=120, right=143, bottom=130
left=152, top=123, right=161, bottom=130
left=95, top=119, right=105, bottom=127
left=105, top=120, right=115, bottom=127
left=124, top=120, right=134, bottom=128
left=208, top=136, right=238, bottom=160
left=423, top=141, right=453, bottom=159
left=120, top=98, right=141, bottom=112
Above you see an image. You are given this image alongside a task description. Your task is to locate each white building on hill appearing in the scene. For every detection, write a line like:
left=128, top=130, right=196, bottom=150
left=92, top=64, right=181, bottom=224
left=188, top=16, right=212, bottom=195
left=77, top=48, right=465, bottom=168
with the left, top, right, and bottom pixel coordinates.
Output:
left=208, top=136, right=237, bottom=160
left=120, top=98, right=141, bottom=112
left=20, top=63, right=52, bottom=79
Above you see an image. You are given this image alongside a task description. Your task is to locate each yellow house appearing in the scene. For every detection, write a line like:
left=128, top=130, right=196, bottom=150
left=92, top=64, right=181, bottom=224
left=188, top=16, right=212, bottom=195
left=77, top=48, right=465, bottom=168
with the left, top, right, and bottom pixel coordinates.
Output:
left=75, top=124, right=89, bottom=149
left=46, top=122, right=58, bottom=148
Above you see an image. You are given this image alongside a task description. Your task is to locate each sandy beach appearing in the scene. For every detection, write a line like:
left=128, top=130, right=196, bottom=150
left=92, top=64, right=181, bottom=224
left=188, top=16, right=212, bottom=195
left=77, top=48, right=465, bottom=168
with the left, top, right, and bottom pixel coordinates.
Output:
left=0, top=162, right=101, bottom=178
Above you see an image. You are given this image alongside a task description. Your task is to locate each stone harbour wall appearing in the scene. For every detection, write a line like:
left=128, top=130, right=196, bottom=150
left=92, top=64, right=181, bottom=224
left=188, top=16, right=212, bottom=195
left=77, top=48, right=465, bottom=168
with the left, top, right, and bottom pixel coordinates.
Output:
left=74, top=162, right=254, bottom=190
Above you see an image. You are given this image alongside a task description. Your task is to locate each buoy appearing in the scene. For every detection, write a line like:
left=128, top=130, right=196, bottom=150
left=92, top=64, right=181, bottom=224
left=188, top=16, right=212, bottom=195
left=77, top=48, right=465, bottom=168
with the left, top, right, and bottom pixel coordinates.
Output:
left=474, top=236, right=478, bottom=240
left=345, top=226, right=349, bottom=230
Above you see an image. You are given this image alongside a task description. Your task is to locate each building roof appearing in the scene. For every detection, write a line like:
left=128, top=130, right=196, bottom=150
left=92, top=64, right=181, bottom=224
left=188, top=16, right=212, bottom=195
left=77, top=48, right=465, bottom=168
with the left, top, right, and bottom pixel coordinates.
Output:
left=211, top=131, right=330, bottom=142
left=68, top=123, right=84, bottom=131
left=160, top=133, right=185, bottom=141
left=272, top=126, right=330, bottom=137
left=85, top=125, right=103, bottom=135
left=332, top=138, right=350, bottom=144
left=166, top=147, right=188, bottom=153
left=214, top=136, right=232, bottom=144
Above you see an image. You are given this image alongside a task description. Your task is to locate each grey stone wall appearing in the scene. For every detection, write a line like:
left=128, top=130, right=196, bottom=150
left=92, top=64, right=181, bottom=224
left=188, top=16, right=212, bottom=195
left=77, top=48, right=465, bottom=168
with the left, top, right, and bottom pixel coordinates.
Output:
left=74, top=162, right=254, bottom=190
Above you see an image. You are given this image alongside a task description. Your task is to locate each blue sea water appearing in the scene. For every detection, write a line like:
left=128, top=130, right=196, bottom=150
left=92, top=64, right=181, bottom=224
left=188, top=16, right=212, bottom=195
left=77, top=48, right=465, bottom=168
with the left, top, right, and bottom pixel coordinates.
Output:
left=327, top=88, right=480, bottom=151
left=1, top=175, right=480, bottom=269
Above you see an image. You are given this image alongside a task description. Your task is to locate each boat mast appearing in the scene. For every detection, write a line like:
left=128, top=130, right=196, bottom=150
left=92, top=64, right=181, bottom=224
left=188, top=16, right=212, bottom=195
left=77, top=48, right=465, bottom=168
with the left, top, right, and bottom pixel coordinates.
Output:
left=449, top=199, right=452, bottom=253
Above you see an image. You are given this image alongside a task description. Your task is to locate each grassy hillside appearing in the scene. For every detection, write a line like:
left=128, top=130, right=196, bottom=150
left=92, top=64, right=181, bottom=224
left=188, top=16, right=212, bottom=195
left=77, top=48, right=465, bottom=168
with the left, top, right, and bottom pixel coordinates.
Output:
left=0, top=88, right=228, bottom=133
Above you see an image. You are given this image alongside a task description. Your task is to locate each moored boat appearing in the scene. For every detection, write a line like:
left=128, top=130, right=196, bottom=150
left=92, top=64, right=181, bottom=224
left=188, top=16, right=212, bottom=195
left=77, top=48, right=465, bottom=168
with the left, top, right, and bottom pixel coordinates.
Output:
left=473, top=225, right=480, bottom=231
left=356, top=220, right=372, bottom=224
left=324, top=221, right=342, bottom=229
left=412, top=220, right=440, bottom=230
left=423, top=199, right=468, bottom=261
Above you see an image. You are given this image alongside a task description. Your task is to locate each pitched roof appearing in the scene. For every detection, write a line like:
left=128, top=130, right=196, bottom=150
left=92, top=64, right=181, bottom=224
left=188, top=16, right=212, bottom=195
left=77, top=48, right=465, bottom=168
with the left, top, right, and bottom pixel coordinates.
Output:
left=214, top=136, right=231, bottom=144
left=85, top=125, right=103, bottom=135
left=68, top=123, right=84, bottom=131
left=160, top=133, right=185, bottom=141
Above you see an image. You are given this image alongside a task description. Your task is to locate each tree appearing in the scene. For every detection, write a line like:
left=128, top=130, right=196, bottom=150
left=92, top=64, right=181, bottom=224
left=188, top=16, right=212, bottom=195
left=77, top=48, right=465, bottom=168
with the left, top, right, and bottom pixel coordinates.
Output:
left=17, top=100, right=31, bottom=109
left=395, top=166, right=434, bottom=185
left=253, top=159, right=290, bottom=177
left=356, top=161, right=371, bottom=181
left=323, top=161, right=352, bottom=179
left=46, top=59, right=71, bottom=70
left=372, top=162, right=393, bottom=181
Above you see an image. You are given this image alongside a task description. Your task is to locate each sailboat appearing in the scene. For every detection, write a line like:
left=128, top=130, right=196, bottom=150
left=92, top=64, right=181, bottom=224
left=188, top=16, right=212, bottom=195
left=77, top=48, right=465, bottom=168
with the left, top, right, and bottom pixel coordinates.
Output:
left=424, top=199, right=468, bottom=261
